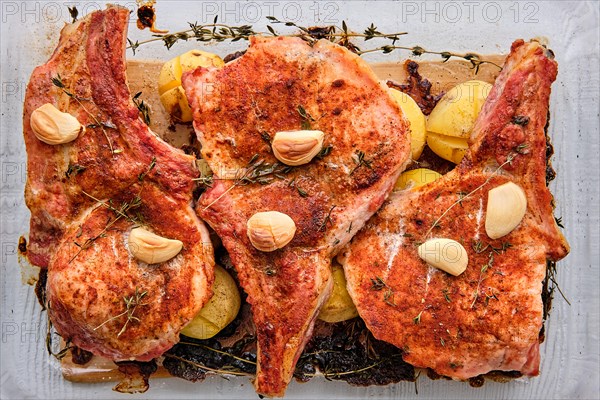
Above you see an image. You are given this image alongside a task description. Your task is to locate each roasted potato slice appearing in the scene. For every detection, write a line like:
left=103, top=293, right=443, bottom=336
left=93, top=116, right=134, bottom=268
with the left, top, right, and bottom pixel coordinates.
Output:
left=181, top=265, right=241, bottom=339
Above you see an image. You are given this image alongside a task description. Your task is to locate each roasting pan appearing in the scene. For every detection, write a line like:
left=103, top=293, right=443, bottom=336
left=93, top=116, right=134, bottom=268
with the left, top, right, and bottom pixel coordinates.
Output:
left=1, top=1, right=598, bottom=399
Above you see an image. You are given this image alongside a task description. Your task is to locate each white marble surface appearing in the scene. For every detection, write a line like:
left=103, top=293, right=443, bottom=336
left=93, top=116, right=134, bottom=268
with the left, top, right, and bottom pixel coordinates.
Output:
left=1, top=1, right=598, bottom=399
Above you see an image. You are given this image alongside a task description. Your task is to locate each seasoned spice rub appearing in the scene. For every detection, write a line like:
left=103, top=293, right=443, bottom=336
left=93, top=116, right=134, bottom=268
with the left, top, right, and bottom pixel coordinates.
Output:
left=23, top=6, right=214, bottom=361
left=183, top=36, right=411, bottom=396
left=340, top=39, right=569, bottom=380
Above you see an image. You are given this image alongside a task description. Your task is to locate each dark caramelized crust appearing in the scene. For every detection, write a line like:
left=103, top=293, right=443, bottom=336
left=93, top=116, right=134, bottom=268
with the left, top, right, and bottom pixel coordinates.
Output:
left=183, top=36, right=411, bottom=396
left=24, top=6, right=214, bottom=361
left=341, top=40, right=569, bottom=379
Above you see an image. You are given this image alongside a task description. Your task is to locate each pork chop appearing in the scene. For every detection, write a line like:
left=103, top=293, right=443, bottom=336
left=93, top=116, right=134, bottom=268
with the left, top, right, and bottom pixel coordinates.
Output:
left=340, top=40, right=569, bottom=379
left=23, top=6, right=214, bottom=361
left=182, top=36, right=411, bottom=396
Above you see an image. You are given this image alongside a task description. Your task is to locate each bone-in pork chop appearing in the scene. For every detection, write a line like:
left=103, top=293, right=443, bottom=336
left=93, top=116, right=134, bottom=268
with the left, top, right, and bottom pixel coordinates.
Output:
left=340, top=40, right=569, bottom=379
left=23, top=6, right=214, bottom=361
left=183, top=36, right=411, bottom=396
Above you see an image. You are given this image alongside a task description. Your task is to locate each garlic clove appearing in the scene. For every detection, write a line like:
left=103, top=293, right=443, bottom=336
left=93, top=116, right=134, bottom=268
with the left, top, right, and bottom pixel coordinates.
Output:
left=418, top=238, right=468, bottom=276
left=247, top=211, right=296, bottom=252
left=128, top=227, right=183, bottom=264
left=30, top=103, right=84, bottom=145
left=485, top=181, right=527, bottom=239
left=271, top=130, right=324, bottom=166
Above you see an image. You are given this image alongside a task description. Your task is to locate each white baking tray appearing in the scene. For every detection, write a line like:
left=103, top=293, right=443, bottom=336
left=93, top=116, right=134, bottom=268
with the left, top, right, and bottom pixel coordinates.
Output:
left=1, top=1, right=598, bottom=399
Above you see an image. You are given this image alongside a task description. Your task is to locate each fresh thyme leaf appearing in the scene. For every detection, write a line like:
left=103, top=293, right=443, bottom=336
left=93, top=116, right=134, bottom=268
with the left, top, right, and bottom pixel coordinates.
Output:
left=316, top=144, right=333, bottom=160
left=383, top=289, right=396, bottom=307
left=67, top=6, right=78, bottom=23
left=457, top=191, right=468, bottom=206
left=555, top=216, right=564, bottom=228
left=297, top=187, right=308, bottom=197
left=51, top=74, right=66, bottom=90
left=512, top=115, right=530, bottom=126
left=318, top=205, right=336, bottom=232
left=260, top=131, right=272, bottom=144
left=133, top=91, right=151, bottom=125
left=370, top=277, right=386, bottom=291
left=442, top=289, right=451, bottom=303
left=411, top=46, right=425, bottom=56
left=297, top=104, right=315, bottom=130
left=413, top=311, right=423, bottom=325
left=514, top=143, right=530, bottom=154
left=350, top=150, right=373, bottom=175
left=127, top=38, right=140, bottom=55
left=66, top=163, right=86, bottom=179
left=138, top=157, right=157, bottom=181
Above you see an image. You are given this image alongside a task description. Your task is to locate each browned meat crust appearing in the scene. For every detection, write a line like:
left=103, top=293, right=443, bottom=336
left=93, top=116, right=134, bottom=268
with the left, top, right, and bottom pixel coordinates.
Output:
left=183, top=36, right=411, bottom=396
left=340, top=40, right=569, bottom=380
left=23, top=6, right=214, bottom=361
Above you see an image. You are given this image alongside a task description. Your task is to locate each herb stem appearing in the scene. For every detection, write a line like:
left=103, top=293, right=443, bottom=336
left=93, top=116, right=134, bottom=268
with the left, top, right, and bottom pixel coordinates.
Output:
left=424, top=152, right=520, bottom=238
left=178, top=341, right=257, bottom=366
left=163, top=354, right=250, bottom=376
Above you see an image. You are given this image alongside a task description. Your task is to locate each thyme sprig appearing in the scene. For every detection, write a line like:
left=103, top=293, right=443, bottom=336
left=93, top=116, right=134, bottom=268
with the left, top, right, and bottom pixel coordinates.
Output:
left=424, top=145, right=527, bottom=238
left=163, top=353, right=250, bottom=376
left=370, top=276, right=396, bottom=307
left=318, top=205, right=336, bottom=232
left=200, top=155, right=293, bottom=211
left=69, top=158, right=156, bottom=262
left=471, top=252, right=494, bottom=308
left=127, top=16, right=407, bottom=53
left=94, top=287, right=149, bottom=337
left=350, top=150, right=373, bottom=175
left=126, top=16, right=500, bottom=72
left=470, top=238, right=512, bottom=308
left=69, top=192, right=143, bottom=263
left=46, top=319, right=73, bottom=360
left=51, top=74, right=117, bottom=154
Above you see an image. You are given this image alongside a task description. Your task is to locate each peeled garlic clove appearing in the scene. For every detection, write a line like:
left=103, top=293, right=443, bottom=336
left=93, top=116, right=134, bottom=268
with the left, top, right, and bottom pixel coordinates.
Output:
left=418, top=238, right=468, bottom=276
left=30, top=103, right=84, bottom=145
left=128, top=227, right=183, bottom=264
left=485, top=181, right=527, bottom=239
left=247, top=211, right=296, bottom=252
left=272, top=130, right=324, bottom=166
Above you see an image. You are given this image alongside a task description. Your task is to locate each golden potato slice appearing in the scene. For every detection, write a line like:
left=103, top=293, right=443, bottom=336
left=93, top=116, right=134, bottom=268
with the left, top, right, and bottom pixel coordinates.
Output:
left=159, top=86, right=193, bottom=122
left=158, top=50, right=225, bottom=122
left=426, top=132, right=469, bottom=164
left=158, top=57, right=182, bottom=96
left=181, top=265, right=241, bottom=339
left=426, top=80, right=492, bottom=139
left=394, top=168, right=442, bottom=191
left=318, top=263, right=358, bottom=323
left=179, top=49, right=225, bottom=72
left=389, top=88, right=427, bottom=160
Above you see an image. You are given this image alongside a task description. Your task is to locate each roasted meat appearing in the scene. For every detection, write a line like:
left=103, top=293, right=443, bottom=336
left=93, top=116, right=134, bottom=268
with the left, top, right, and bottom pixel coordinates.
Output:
left=340, top=40, right=569, bottom=379
left=183, top=36, right=411, bottom=396
left=23, top=6, right=214, bottom=361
